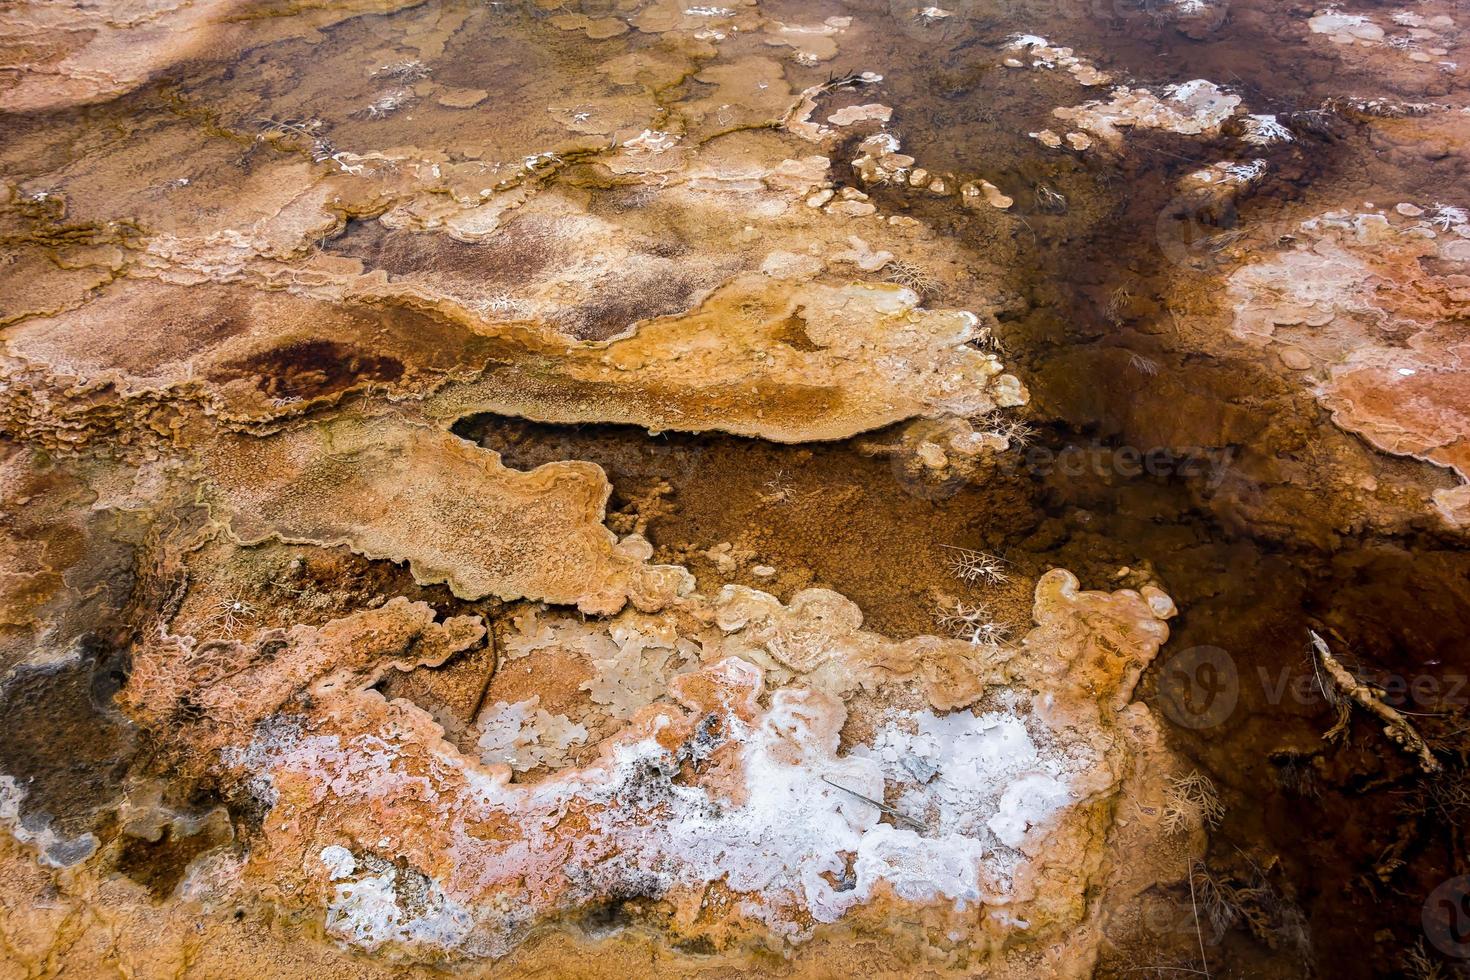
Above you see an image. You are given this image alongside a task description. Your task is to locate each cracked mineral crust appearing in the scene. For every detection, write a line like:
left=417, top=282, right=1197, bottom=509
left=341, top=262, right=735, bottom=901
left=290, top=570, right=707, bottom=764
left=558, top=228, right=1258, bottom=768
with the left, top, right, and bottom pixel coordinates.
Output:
left=7, top=0, right=1463, bottom=975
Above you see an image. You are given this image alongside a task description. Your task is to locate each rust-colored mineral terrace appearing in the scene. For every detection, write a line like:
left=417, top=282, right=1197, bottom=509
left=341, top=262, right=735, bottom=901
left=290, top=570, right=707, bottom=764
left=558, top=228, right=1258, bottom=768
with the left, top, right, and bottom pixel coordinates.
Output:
left=1, top=0, right=1468, bottom=977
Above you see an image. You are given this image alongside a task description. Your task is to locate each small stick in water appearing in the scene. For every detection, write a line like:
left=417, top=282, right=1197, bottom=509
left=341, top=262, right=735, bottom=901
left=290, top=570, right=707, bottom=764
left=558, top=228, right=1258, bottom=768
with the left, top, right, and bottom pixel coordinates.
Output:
left=821, top=777, right=927, bottom=833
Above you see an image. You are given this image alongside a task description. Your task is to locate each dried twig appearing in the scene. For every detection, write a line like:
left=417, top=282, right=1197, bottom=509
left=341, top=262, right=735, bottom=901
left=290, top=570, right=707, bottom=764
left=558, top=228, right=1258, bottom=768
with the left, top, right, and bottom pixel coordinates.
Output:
left=821, top=777, right=926, bottom=832
left=1187, top=861, right=1212, bottom=979
left=1309, top=630, right=1441, bottom=773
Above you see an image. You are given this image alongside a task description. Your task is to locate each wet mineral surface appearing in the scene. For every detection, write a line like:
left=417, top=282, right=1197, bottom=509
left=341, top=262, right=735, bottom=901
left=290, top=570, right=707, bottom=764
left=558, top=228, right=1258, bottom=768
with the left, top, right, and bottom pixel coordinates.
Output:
left=1, top=0, right=1468, bottom=977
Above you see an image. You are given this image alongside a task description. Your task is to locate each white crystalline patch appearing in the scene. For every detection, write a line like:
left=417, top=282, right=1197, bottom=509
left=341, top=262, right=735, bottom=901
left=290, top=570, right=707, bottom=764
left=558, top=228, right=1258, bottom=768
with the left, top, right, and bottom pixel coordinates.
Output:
left=1308, top=11, right=1385, bottom=40
left=476, top=698, right=536, bottom=763
left=622, top=129, right=679, bottom=153
left=475, top=697, right=589, bottom=771
left=266, top=663, right=1097, bottom=946
left=861, top=132, right=902, bottom=155
left=853, top=708, right=1081, bottom=889
left=1048, top=80, right=1241, bottom=150
left=320, top=844, right=356, bottom=879
left=1000, top=34, right=1110, bottom=85
left=987, top=773, right=1073, bottom=848
left=1241, top=114, right=1294, bottom=146
left=601, top=700, right=1087, bottom=921
left=1211, top=159, right=1268, bottom=184
left=856, top=824, right=985, bottom=902
left=328, top=872, right=401, bottom=948
left=1006, top=34, right=1050, bottom=49
left=1224, top=244, right=1370, bottom=344
left=1161, top=80, right=1241, bottom=130
left=652, top=738, right=880, bottom=922
left=828, top=103, right=893, bottom=126
left=326, top=865, right=474, bottom=953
